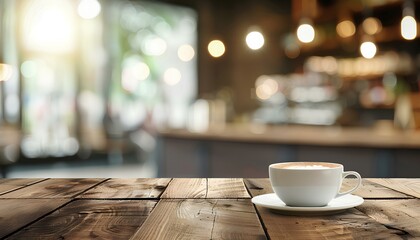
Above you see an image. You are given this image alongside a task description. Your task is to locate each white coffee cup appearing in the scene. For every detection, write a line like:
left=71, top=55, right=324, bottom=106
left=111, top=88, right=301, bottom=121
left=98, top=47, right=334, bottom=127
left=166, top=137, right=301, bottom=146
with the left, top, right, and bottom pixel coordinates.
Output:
left=269, top=162, right=362, bottom=207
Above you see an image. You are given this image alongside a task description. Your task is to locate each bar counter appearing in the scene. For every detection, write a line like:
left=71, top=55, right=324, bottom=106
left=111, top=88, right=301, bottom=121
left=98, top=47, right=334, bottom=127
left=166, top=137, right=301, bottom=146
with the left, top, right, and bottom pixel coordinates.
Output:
left=157, top=124, right=420, bottom=178
left=159, top=124, right=420, bottom=149
left=0, top=178, right=419, bottom=239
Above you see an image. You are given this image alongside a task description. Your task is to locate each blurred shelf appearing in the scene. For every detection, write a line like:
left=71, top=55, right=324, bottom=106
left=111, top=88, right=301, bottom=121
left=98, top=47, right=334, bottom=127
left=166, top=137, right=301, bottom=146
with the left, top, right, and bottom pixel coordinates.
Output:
left=294, top=0, right=420, bottom=57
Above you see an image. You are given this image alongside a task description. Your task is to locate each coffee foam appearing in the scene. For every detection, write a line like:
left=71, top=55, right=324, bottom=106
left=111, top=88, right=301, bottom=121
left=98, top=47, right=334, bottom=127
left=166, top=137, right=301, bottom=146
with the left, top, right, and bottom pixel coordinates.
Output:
left=272, top=162, right=340, bottom=170
left=284, top=165, right=330, bottom=170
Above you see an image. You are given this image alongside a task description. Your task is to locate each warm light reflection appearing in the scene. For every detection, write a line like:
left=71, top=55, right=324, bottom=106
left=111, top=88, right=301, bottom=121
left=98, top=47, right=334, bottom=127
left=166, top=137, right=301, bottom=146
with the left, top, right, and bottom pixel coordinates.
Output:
left=246, top=31, right=265, bottom=50
left=178, top=44, right=195, bottom=62
left=307, top=53, right=410, bottom=78
left=0, top=64, right=13, bottom=81
left=306, top=56, right=338, bottom=75
left=297, top=23, right=315, bottom=43
left=23, top=0, right=76, bottom=53
left=401, top=16, right=417, bottom=40
left=77, top=0, right=101, bottom=19
left=321, top=56, right=338, bottom=74
left=360, top=41, right=377, bottom=59
left=208, top=40, right=225, bottom=57
left=336, top=20, right=355, bottom=38
left=164, top=68, right=181, bottom=86
left=255, top=76, right=278, bottom=100
left=362, top=17, right=382, bottom=35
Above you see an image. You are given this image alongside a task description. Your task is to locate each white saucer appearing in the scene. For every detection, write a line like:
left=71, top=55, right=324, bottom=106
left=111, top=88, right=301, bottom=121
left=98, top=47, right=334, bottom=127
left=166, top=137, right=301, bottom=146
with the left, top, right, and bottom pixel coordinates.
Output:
left=252, top=193, right=364, bottom=215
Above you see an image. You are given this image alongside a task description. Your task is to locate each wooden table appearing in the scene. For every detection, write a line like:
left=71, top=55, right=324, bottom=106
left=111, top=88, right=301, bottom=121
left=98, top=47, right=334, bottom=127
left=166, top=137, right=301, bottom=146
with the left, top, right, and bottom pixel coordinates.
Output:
left=0, top=178, right=419, bottom=239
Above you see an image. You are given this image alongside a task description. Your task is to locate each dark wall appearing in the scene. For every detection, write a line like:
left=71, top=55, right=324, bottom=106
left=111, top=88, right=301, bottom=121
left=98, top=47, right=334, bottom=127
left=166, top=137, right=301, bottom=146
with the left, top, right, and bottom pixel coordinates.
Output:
left=161, top=0, right=293, bottom=114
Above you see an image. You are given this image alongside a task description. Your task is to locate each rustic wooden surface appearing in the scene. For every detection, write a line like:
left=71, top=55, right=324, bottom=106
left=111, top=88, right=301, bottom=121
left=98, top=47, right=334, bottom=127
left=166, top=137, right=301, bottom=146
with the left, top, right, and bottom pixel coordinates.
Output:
left=368, top=178, right=420, bottom=198
left=0, top=178, right=46, bottom=195
left=0, top=178, right=105, bottom=199
left=0, top=199, right=69, bottom=238
left=0, top=178, right=419, bottom=239
left=8, top=200, right=158, bottom=239
left=161, top=178, right=249, bottom=199
left=131, top=199, right=265, bottom=240
left=79, top=178, right=171, bottom=199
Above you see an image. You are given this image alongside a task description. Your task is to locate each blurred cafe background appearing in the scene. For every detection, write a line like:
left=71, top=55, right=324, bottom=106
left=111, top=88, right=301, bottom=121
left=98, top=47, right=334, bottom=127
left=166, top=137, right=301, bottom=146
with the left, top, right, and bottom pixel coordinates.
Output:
left=0, top=0, right=419, bottom=178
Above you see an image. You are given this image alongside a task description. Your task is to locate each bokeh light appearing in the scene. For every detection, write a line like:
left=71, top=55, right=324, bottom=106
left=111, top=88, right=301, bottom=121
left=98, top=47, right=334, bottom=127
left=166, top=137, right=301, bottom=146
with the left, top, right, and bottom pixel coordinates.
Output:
left=336, top=20, right=356, bottom=38
left=297, top=23, right=315, bottom=43
left=208, top=40, right=225, bottom=57
left=0, top=63, right=13, bottom=81
left=401, top=16, right=417, bottom=40
left=142, top=36, right=167, bottom=56
left=77, top=0, right=101, bottom=19
left=360, top=41, right=377, bottom=59
left=23, top=0, right=76, bottom=53
left=21, top=60, right=38, bottom=78
left=178, top=44, right=195, bottom=62
left=362, top=17, right=382, bottom=35
left=255, top=76, right=278, bottom=100
left=246, top=31, right=265, bottom=50
left=122, top=60, right=150, bottom=92
left=164, top=68, right=182, bottom=86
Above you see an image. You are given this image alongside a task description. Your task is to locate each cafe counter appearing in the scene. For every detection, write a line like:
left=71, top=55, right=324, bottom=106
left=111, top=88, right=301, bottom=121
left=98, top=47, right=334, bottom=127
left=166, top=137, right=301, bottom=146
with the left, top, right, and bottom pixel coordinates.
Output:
left=157, top=124, right=420, bottom=178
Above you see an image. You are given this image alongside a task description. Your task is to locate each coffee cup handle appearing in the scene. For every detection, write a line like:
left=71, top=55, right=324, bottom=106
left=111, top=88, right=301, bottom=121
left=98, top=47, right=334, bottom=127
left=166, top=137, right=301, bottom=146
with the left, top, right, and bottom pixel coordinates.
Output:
left=336, top=171, right=362, bottom=198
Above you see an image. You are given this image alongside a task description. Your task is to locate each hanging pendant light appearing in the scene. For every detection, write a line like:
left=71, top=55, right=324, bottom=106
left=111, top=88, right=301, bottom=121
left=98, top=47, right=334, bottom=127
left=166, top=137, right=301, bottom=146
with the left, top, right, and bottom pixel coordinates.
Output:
left=401, top=0, right=417, bottom=40
left=296, top=18, right=315, bottom=43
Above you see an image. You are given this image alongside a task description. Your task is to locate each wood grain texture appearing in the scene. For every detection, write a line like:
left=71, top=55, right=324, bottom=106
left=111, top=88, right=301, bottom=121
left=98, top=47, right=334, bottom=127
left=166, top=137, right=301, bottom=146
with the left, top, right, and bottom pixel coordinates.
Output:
left=368, top=178, right=420, bottom=198
left=161, top=178, right=207, bottom=198
left=256, top=207, right=403, bottom=239
left=342, top=179, right=411, bottom=199
left=8, top=200, right=158, bottom=240
left=245, top=179, right=414, bottom=238
left=161, top=178, right=250, bottom=199
left=244, top=178, right=273, bottom=197
left=207, top=178, right=250, bottom=198
left=357, top=199, right=420, bottom=238
left=79, top=178, right=171, bottom=199
left=0, top=178, right=46, bottom=195
left=131, top=199, right=266, bottom=240
left=0, top=199, right=68, bottom=238
left=0, top=178, right=105, bottom=199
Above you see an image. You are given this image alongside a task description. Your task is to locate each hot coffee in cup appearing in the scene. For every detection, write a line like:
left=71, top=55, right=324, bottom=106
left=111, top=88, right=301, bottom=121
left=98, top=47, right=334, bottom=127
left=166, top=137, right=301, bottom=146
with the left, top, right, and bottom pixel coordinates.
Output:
left=269, top=162, right=362, bottom=207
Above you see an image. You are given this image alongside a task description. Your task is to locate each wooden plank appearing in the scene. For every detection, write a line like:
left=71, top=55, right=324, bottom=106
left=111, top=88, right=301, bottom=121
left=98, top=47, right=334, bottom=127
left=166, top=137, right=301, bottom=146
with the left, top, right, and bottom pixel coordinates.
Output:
left=0, top=178, right=105, bottom=199
left=161, top=178, right=207, bottom=198
left=357, top=199, right=420, bottom=238
left=0, top=199, right=68, bottom=238
left=207, top=178, right=250, bottom=199
left=244, top=178, right=410, bottom=199
left=342, top=179, right=411, bottom=199
left=79, top=178, right=171, bottom=199
left=245, top=179, right=412, bottom=239
left=130, top=199, right=266, bottom=239
left=0, top=178, right=46, bottom=195
left=8, top=199, right=158, bottom=239
left=244, top=178, right=273, bottom=197
left=161, top=178, right=250, bottom=199
left=368, top=179, right=420, bottom=198
left=256, top=207, right=404, bottom=239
